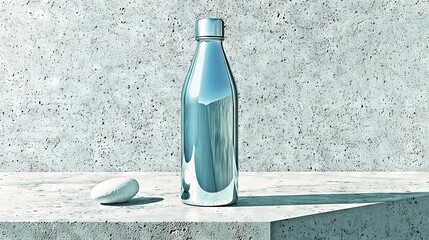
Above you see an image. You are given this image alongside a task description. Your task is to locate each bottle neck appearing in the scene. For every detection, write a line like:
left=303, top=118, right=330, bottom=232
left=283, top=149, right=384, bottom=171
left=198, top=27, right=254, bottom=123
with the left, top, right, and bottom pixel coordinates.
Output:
left=196, top=36, right=224, bottom=42
left=195, top=38, right=224, bottom=49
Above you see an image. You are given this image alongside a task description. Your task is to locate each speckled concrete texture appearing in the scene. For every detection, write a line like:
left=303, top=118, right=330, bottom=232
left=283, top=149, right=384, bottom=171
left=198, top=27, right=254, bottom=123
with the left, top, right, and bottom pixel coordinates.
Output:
left=271, top=195, right=429, bottom=240
left=1, top=0, right=428, bottom=171
left=0, top=222, right=270, bottom=240
left=1, top=172, right=428, bottom=239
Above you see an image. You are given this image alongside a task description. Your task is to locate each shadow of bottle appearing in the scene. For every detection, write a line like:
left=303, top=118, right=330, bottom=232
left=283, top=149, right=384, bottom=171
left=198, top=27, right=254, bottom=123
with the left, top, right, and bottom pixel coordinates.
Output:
left=235, top=192, right=429, bottom=207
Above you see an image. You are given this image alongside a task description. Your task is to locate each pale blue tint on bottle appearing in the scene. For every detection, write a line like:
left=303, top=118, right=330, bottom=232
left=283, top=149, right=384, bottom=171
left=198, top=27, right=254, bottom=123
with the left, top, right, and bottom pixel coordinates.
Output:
left=181, top=18, right=238, bottom=206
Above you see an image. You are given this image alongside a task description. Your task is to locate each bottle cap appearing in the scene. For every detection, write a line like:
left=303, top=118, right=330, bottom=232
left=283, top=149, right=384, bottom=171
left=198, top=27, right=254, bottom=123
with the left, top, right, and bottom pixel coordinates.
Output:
left=195, top=18, right=224, bottom=39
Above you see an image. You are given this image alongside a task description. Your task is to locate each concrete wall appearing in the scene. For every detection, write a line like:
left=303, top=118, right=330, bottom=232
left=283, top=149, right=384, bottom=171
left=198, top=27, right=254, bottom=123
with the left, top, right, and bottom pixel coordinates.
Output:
left=1, top=0, right=428, bottom=171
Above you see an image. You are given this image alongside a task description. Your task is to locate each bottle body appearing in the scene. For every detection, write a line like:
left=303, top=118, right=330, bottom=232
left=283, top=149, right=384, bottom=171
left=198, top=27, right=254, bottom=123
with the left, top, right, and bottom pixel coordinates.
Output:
left=181, top=38, right=238, bottom=206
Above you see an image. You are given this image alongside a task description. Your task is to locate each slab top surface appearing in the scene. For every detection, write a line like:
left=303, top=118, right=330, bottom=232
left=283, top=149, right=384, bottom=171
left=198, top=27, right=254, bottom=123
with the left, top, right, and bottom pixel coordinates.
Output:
left=0, top=172, right=428, bottom=223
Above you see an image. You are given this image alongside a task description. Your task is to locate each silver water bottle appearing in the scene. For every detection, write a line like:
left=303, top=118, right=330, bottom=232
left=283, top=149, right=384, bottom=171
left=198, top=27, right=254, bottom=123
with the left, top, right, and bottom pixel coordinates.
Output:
left=181, top=18, right=238, bottom=206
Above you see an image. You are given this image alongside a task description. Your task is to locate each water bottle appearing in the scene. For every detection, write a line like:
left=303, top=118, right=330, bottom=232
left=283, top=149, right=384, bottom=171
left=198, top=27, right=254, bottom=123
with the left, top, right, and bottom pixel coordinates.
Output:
left=181, top=18, right=238, bottom=206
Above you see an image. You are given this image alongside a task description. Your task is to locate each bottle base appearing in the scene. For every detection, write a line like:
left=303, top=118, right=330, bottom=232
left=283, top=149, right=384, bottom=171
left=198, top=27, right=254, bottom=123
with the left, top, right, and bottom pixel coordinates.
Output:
left=182, top=198, right=237, bottom=207
left=180, top=183, right=238, bottom=207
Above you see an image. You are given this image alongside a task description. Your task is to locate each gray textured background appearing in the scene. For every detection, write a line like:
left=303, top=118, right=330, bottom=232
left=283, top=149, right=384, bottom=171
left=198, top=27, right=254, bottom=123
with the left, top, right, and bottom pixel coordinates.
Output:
left=0, top=0, right=428, bottom=171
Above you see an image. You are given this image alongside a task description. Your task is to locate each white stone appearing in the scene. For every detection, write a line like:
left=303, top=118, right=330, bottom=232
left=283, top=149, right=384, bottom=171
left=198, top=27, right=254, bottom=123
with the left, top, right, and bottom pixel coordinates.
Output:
left=91, top=177, right=139, bottom=204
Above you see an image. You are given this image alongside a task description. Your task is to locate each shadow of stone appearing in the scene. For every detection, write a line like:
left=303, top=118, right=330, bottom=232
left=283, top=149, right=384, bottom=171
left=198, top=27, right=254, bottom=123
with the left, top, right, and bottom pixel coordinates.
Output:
left=235, top=192, right=429, bottom=207
left=101, top=197, right=164, bottom=206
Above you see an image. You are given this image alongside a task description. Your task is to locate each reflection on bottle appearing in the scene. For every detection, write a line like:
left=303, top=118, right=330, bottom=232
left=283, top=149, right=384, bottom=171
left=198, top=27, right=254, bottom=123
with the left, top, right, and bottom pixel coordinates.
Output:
left=181, top=18, right=238, bottom=206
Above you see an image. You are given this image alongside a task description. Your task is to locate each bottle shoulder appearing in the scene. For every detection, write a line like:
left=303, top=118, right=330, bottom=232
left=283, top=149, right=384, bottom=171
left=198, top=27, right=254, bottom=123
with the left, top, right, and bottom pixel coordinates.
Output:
left=182, top=43, right=236, bottom=105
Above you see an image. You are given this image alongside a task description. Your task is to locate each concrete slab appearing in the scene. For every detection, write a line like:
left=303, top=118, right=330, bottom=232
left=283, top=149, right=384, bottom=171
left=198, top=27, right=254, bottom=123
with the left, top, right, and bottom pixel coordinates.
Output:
left=0, top=172, right=428, bottom=239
